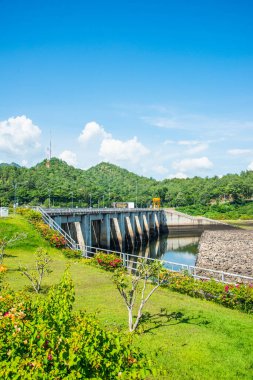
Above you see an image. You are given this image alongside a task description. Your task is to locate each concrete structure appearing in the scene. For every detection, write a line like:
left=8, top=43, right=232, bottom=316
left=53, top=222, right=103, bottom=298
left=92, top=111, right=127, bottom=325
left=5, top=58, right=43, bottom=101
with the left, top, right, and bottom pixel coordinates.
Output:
left=164, top=208, right=228, bottom=228
left=43, top=207, right=229, bottom=250
left=45, top=208, right=167, bottom=250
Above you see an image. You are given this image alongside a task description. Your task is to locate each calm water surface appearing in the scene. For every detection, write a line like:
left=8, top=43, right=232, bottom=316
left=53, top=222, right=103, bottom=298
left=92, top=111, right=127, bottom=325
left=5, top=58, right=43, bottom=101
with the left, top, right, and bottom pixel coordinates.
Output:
left=124, top=232, right=202, bottom=267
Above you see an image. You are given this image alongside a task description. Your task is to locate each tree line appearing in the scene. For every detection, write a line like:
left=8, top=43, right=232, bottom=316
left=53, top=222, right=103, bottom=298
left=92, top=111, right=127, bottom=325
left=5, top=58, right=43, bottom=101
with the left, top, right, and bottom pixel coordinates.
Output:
left=0, top=158, right=253, bottom=218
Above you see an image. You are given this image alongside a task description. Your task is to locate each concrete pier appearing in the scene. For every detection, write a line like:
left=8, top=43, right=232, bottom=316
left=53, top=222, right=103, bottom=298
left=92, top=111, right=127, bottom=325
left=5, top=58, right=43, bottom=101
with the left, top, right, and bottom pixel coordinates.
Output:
left=43, top=207, right=229, bottom=250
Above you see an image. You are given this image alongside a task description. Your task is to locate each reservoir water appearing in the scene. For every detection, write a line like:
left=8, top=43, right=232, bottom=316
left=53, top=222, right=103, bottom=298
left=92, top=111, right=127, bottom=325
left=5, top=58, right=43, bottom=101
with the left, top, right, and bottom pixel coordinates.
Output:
left=122, top=230, right=202, bottom=267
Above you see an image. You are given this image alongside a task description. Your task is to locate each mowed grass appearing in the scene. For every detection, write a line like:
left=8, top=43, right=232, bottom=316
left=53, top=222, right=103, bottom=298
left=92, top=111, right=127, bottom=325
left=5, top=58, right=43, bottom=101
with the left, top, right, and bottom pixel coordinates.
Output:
left=1, top=215, right=253, bottom=379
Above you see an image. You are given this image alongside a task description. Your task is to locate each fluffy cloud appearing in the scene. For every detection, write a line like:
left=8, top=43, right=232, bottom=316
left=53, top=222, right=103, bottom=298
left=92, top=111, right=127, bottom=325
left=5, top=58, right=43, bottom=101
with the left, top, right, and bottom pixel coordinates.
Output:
left=0, top=115, right=41, bottom=154
left=248, top=162, right=253, bottom=171
left=168, top=172, right=188, bottom=179
left=59, top=150, right=77, bottom=166
left=78, top=121, right=111, bottom=143
left=99, top=136, right=149, bottom=163
left=172, top=157, right=213, bottom=173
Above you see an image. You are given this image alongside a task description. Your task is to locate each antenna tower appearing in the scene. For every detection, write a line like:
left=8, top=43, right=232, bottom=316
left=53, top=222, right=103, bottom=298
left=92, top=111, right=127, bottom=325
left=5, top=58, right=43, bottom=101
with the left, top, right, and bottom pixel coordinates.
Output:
left=46, top=131, right=52, bottom=168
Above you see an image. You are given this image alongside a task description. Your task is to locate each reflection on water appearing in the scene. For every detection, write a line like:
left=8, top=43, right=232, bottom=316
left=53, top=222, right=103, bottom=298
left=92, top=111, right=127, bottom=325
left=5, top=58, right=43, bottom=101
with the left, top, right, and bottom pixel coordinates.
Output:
left=124, top=232, right=201, bottom=267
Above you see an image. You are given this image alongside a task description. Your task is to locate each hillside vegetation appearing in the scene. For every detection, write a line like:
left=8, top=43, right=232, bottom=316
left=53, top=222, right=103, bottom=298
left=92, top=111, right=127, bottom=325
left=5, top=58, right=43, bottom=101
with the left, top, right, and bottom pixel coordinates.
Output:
left=0, top=158, right=253, bottom=218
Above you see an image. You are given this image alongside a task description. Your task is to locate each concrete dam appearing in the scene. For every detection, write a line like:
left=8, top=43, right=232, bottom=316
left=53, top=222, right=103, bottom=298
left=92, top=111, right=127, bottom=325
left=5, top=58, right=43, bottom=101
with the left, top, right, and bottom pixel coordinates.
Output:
left=43, top=207, right=225, bottom=250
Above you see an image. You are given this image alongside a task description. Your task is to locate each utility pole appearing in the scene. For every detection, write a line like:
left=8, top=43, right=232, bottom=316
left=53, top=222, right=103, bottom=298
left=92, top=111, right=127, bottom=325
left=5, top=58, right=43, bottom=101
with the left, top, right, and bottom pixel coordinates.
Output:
left=70, top=191, right=74, bottom=208
left=136, top=181, right=138, bottom=208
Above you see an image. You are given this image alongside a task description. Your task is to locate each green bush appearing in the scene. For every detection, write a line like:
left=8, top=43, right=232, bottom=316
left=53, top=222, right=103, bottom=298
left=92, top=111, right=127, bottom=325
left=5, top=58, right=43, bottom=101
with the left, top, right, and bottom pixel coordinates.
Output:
left=18, top=209, right=67, bottom=249
left=167, top=272, right=253, bottom=313
left=0, top=271, right=151, bottom=379
left=89, top=252, right=123, bottom=271
left=61, top=248, right=82, bottom=259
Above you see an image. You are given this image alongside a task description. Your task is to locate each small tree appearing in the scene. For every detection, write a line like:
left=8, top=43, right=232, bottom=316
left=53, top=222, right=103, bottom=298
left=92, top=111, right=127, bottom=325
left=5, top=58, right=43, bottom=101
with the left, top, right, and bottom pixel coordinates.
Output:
left=113, top=259, right=170, bottom=332
left=19, top=248, right=52, bottom=293
left=0, top=232, right=27, bottom=264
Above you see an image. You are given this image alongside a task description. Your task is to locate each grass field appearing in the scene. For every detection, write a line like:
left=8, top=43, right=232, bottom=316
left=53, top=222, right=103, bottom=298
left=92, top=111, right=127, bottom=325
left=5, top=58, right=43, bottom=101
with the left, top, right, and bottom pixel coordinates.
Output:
left=1, top=215, right=253, bottom=379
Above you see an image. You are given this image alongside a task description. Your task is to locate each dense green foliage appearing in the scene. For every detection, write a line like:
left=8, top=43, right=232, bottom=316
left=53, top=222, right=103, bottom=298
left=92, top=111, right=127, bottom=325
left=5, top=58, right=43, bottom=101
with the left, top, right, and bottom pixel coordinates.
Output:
left=167, top=272, right=253, bottom=314
left=0, top=271, right=150, bottom=379
left=0, top=159, right=156, bottom=208
left=178, top=202, right=253, bottom=220
left=1, top=159, right=253, bottom=219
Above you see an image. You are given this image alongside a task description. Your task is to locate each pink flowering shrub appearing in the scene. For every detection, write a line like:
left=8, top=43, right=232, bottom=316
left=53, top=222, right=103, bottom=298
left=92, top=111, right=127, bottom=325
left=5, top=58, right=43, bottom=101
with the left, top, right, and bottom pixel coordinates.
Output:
left=167, top=272, right=253, bottom=314
left=18, top=209, right=67, bottom=249
left=90, top=252, right=123, bottom=271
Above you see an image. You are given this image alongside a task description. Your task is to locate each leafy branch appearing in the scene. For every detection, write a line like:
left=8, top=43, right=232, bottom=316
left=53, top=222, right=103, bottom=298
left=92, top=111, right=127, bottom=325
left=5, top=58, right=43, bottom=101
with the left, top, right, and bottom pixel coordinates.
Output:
left=113, top=259, right=170, bottom=332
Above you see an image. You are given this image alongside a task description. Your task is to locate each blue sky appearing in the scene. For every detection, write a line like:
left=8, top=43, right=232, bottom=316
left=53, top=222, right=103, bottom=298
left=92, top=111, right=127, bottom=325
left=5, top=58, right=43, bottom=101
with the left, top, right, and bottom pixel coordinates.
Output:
left=1, top=0, right=253, bottom=179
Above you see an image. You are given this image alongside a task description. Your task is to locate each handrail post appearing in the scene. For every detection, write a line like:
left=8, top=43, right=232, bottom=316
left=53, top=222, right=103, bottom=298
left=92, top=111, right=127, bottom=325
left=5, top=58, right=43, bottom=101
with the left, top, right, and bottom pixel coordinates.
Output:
left=122, top=252, right=126, bottom=267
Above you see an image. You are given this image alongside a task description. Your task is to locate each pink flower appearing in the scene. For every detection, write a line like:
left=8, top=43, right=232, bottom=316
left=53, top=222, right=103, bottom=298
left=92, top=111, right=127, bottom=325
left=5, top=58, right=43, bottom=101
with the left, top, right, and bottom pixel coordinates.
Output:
left=47, top=354, right=53, bottom=360
left=224, top=285, right=229, bottom=293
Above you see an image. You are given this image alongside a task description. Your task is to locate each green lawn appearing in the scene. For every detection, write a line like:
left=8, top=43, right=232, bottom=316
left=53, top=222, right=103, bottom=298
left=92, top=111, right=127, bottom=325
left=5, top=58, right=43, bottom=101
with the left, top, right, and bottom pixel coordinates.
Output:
left=1, top=215, right=253, bottom=379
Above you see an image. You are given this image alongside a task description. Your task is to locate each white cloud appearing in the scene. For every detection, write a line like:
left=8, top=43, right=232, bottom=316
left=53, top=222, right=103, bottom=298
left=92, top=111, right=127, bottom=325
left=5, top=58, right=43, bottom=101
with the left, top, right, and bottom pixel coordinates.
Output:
left=172, top=157, right=213, bottom=172
left=187, top=143, right=208, bottom=154
left=178, top=140, right=208, bottom=154
left=142, top=116, right=179, bottom=129
left=78, top=121, right=111, bottom=143
left=248, top=162, right=253, bottom=171
left=228, top=149, right=252, bottom=156
left=168, top=172, right=188, bottom=179
left=0, top=115, right=41, bottom=154
left=21, top=159, right=28, bottom=167
left=59, top=150, right=77, bottom=166
left=99, top=136, right=149, bottom=163
left=163, top=139, right=175, bottom=145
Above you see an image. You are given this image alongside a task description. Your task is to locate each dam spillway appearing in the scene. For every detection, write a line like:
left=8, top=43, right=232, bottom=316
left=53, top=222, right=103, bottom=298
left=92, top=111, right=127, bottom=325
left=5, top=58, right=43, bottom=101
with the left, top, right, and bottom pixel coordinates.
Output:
left=42, top=207, right=227, bottom=251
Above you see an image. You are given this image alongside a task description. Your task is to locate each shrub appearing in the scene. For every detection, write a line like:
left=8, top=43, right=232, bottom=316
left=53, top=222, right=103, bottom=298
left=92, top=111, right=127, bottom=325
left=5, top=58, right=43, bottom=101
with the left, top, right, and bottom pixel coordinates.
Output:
left=18, top=209, right=67, bottom=249
left=0, top=271, right=152, bottom=379
left=167, top=272, right=253, bottom=313
left=62, top=248, right=82, bottom=259
left=90, top=252, right=123, bottom=271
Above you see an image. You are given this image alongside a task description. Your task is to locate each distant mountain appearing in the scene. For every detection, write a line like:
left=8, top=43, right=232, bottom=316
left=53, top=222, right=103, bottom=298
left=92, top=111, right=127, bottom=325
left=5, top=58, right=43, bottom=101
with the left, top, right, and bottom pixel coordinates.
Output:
left=0, top=162, right=21, bottom=168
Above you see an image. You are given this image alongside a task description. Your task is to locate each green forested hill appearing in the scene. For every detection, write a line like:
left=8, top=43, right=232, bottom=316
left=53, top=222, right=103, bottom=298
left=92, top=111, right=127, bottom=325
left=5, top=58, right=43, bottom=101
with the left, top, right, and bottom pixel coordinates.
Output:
left=0, top=158, right=253, bottom=218
left=0, top=159, right=157, bottom=207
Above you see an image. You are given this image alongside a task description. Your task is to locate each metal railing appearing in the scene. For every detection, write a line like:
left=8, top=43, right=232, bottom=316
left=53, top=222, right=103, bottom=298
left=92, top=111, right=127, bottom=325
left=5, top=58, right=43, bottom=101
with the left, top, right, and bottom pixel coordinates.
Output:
left=79, top=244, right=253, bottom=284
left=36, top=206, right=77, bottom=249
left=43, top=207, right=160, bottom=216
left=35, top=208, right=253, bottom=285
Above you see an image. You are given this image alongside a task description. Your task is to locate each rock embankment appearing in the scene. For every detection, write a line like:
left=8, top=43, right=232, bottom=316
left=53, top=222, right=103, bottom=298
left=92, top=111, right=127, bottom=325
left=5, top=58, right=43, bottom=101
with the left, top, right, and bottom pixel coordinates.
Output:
left=197, top=230, right=253, bottom=278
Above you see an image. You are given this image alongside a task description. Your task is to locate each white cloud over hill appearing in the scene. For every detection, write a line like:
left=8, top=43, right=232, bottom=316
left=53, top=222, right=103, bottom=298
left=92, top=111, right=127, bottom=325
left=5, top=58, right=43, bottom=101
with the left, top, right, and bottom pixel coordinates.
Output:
left=0, top=115, right=41, bottom=154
